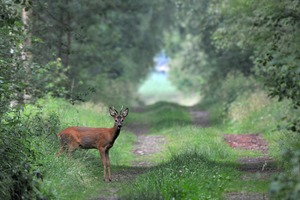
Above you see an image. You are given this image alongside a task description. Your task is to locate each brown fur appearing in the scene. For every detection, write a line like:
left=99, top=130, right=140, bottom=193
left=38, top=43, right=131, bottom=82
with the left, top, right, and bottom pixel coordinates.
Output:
left=56, top=107, right=129, bottom=181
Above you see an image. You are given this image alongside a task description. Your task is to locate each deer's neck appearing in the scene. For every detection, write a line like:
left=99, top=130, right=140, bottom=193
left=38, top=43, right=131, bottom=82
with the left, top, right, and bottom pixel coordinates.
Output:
left=110, top=124, right=121, bottom=142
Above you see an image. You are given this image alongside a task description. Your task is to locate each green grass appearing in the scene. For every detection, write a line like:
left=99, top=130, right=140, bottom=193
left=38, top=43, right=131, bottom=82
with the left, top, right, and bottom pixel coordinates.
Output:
left=119, top=130, right=270, bottom=199
left=127, top=102, right=192, bottom=131
left=118, top=99, right=280, bottom=199
left=22, top=89, right=292, bottom=199
left=121, top=152, right=238, bottom=200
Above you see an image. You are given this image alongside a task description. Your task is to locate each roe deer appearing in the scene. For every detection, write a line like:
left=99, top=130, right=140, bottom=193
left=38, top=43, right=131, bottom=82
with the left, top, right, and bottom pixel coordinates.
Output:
left=56, top=107, right=129, bottom=181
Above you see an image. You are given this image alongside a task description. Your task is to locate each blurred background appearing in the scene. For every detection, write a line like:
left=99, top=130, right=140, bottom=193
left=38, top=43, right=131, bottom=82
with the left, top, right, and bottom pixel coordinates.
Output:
left=0, top=0, right=257, bottom=108
left=1, top=1, right=300, bottom=199
left=2, top=0, right=299, bottom=110
left=138, top=52, right=200, bottom=106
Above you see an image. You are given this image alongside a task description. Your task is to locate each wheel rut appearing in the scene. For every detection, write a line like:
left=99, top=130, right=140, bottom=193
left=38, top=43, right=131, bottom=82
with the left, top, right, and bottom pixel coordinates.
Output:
left=224, top=133, right=279, bottom=200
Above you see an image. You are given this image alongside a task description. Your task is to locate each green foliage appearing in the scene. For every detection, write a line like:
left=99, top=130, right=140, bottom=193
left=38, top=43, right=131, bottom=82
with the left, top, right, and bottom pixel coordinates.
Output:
left=167, top=35, right=207, bottom=92
left=165, top=3, right=300, bottom=198
left=200, top=73, right=260, bottom=120
left=167, top=0, right=299, bottom=123
left=1, top=0, right=69, bottom=105
left=0, top=111, right=43, bottom=200
left=270, top=141, right=300, bottom=199
left=213, top=0, right=300, bottom=110
left=216, top=73, right=259, bottom=106
left=25, top=58, right=70, bottom=100
left=0, top=1, right=45, bottom=199
left=0, top=1, right=25, bottom=108
left=166, top=0, right=254, bottom=99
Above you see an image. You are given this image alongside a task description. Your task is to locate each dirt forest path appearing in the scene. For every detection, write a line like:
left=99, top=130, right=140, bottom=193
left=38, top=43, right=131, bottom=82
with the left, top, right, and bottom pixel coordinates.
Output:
left=188, top=107, right=277, bottom=200
left=129, top=107, right=210, bottom=167
left=128, top=107, right=278, bottom=200
left=125, top=108, right=166, bottom=167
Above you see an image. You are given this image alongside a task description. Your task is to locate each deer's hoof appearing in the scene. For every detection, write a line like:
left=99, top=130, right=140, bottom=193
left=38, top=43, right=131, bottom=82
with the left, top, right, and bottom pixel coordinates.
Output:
left=103, top=178, right=112, bottom=182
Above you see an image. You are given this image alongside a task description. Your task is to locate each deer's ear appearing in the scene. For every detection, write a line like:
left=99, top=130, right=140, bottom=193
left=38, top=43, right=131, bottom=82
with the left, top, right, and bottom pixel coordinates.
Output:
left=109, top=107, right=118, bottom=117
left=121, top=108, right=129, bottom=117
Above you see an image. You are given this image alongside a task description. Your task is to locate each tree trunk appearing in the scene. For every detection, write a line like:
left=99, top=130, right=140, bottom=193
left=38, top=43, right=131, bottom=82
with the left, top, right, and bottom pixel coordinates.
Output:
left=20, top=7, right=32, bottom=104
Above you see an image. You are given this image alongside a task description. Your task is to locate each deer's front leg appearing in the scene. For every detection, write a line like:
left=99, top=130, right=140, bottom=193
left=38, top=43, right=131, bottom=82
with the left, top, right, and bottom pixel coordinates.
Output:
left=105, top=150, right=111, bottom=181
left=99, top=148, right=107, bottom=181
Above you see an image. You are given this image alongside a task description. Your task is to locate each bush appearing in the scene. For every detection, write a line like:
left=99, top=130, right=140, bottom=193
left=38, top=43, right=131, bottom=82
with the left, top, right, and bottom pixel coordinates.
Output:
left=0, top=111, right=43, bottom=200
left=270, top=139, right=300, bottom=200
left=200, top=73, right=260, bottom=124
left=0, top=96, right=66, bottom=199
left=227, top=90, right=271, bottom=123
left=218, top=73, right=259, bottom=107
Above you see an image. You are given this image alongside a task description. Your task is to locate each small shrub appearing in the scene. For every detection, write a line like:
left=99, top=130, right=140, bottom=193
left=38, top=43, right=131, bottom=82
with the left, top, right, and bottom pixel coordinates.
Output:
left=219, top=73, right=259, bottom=108
left=228, top=90, right=270, bottom=123
left=200, top=73, right=261, bottom=125
left=270, top=143, right=300, bottom=200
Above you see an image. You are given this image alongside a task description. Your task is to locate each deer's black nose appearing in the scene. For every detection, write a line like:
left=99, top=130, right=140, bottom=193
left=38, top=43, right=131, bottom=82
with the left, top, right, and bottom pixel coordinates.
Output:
left=117, top=122, right=122, bottom=128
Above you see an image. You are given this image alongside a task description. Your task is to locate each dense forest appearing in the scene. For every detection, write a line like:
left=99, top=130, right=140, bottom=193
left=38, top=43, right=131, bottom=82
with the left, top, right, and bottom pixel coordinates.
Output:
left=1, top=0, right=299, bottom=199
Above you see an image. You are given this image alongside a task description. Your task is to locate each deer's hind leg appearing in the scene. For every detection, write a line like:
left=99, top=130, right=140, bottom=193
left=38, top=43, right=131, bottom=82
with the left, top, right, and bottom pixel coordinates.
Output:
left=57, top=133, right=79, bottom=158
left=56, top=134, right=68, bottom=157
left=56, top=145, right=65, bottom=157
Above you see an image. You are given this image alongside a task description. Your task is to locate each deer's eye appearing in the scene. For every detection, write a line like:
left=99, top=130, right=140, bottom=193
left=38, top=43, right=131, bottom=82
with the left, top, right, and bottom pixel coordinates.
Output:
left=115, top=119, right=118, bottom=122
